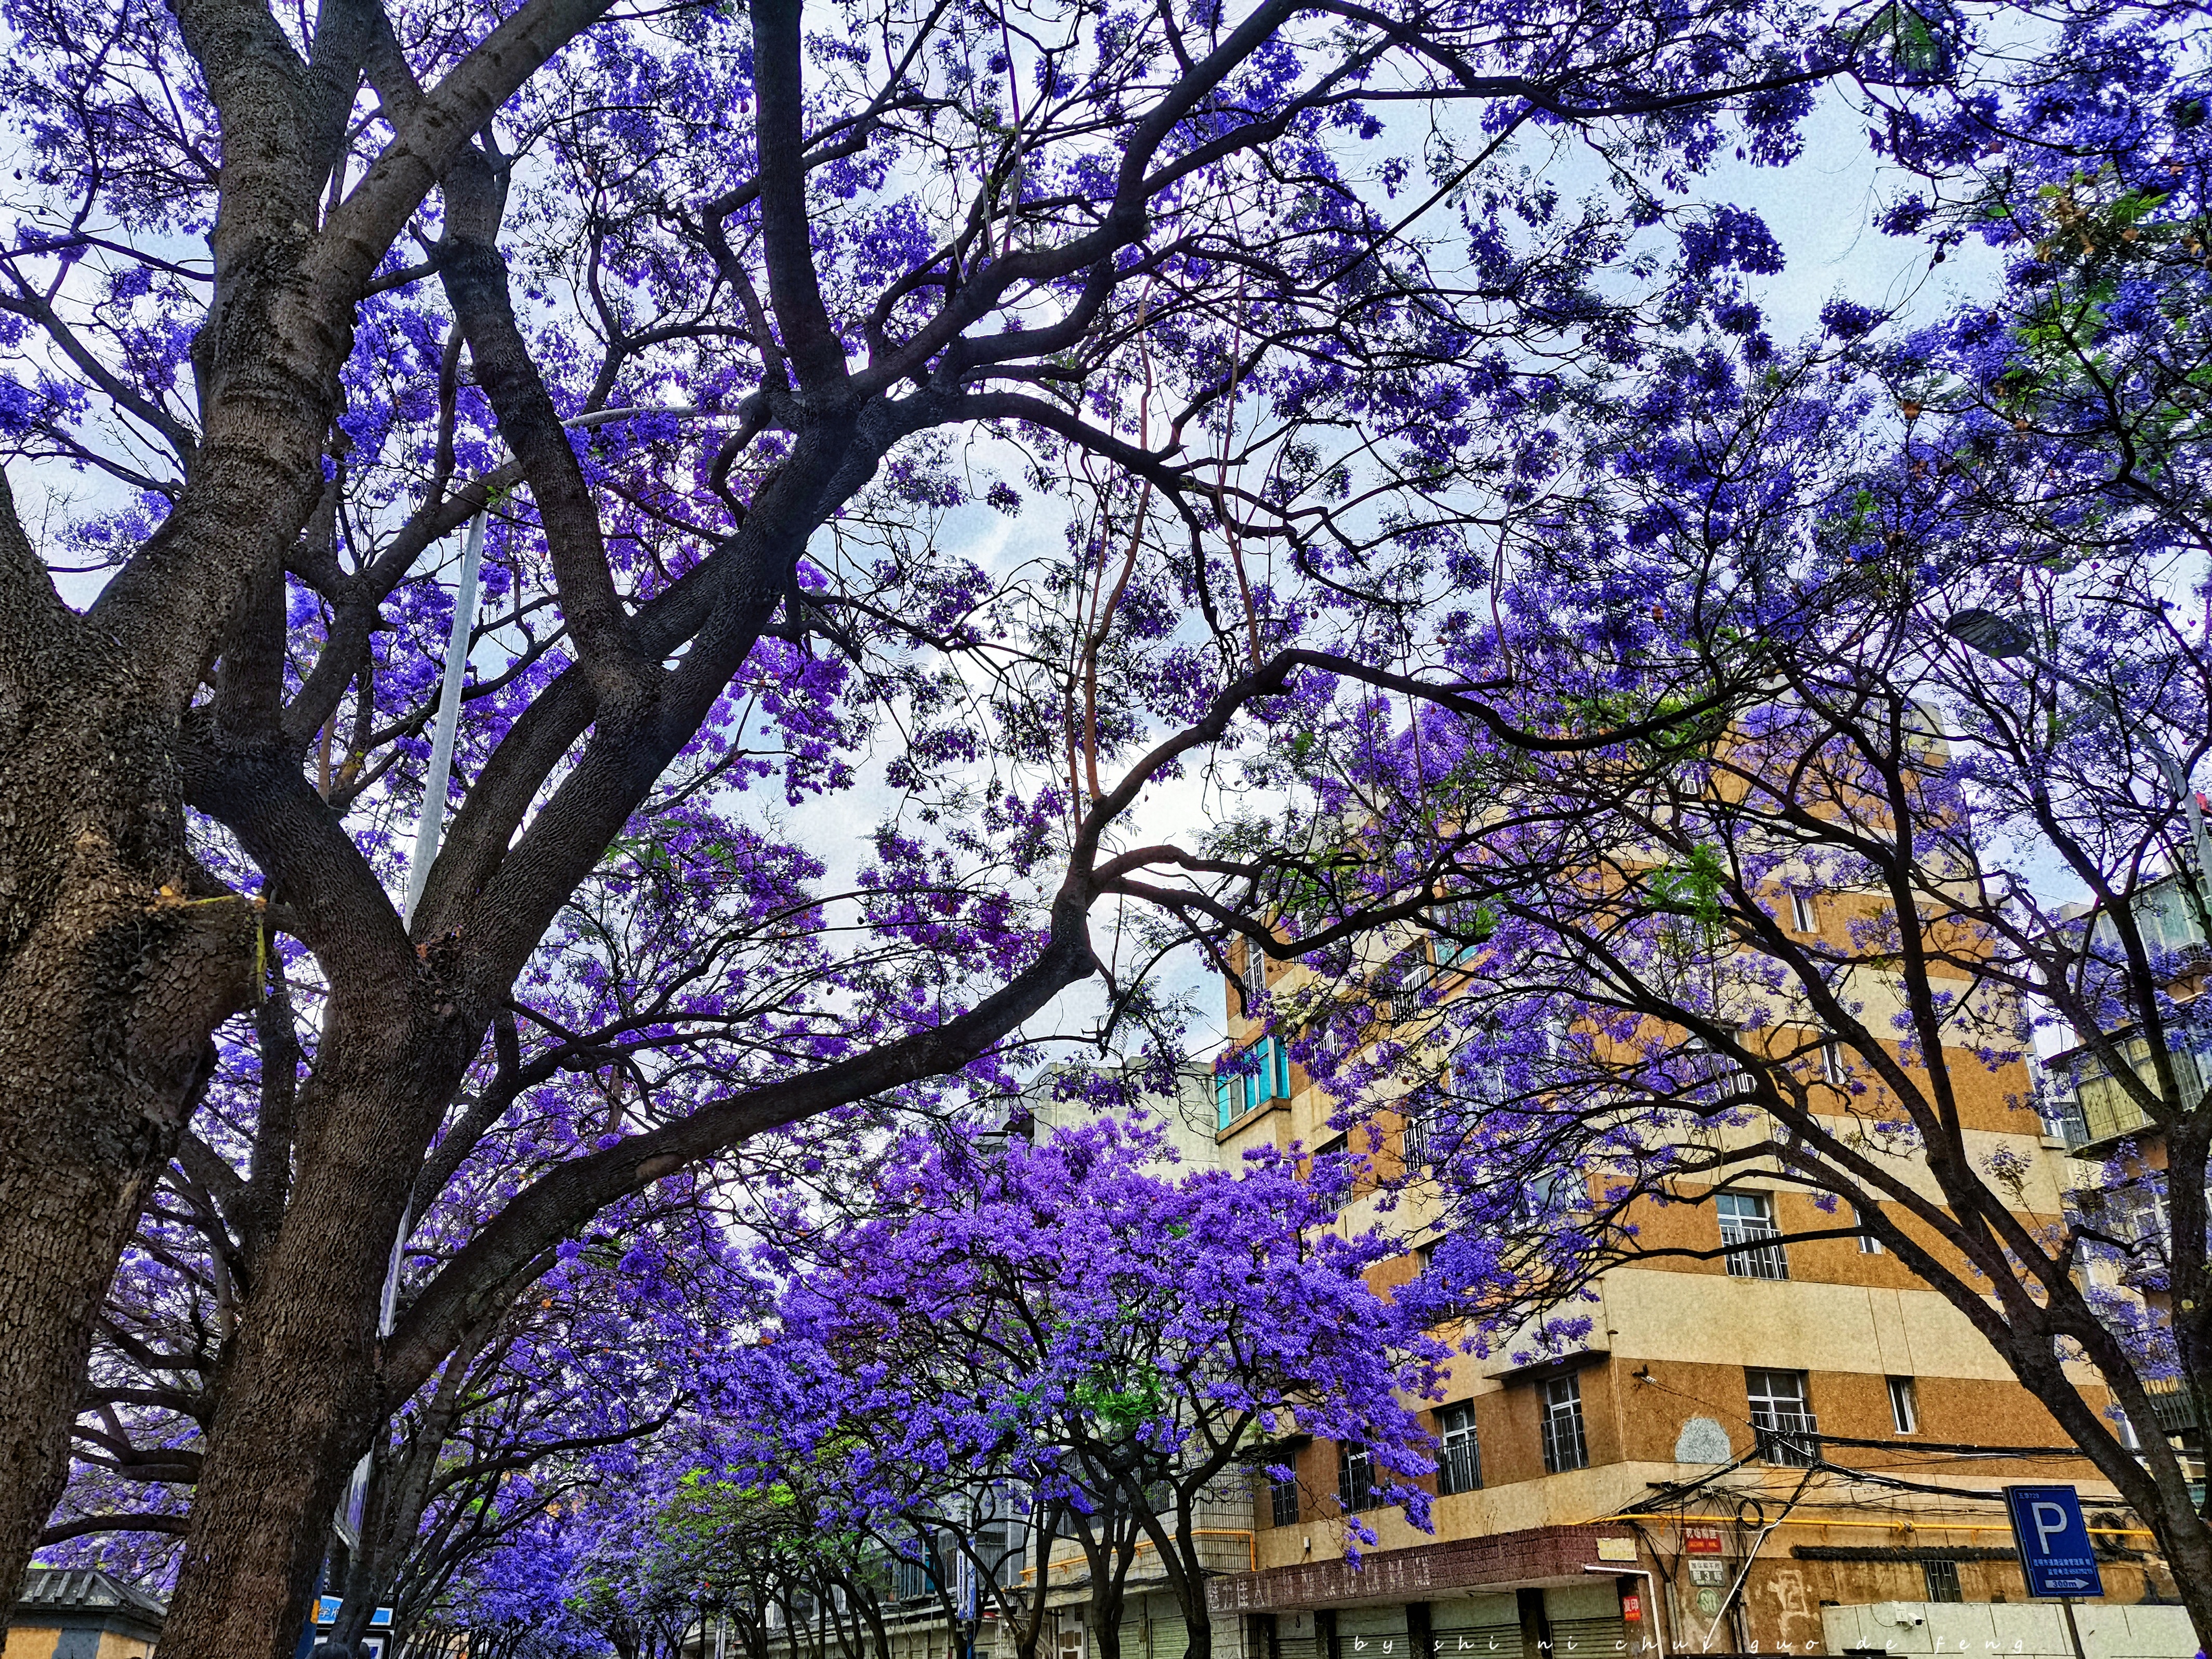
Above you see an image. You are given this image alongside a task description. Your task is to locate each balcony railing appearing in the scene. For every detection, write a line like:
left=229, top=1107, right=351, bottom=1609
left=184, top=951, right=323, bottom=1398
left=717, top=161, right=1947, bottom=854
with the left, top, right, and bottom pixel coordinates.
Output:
left=2147, top=1376, right=2203, bottom=1434
left=1751, top=1408, right=1820, bottom=1467
left=1720, top=1216, right=1789, bottom=1281
left=1539, top=1408, right=1587, bottom=1474
left=1680, top=1043, right=1759, bottom=1108
left=1436, top=1436, right=1482, bottom=1496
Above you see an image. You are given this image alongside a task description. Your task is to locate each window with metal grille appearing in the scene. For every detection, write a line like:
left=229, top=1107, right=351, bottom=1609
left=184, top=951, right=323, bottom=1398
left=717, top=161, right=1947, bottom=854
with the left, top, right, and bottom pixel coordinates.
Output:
left=1717, top=1192, right=1788, bottom=1280
left=1390, top=959, right=1433, bottom=1025
left=1538, top=1374, right=1588, bottom=1473
left=1513, top=1168, right=1583, bottom=1228
left=1920, top=1560, right=1963, bottom=1603
left=1243, top=945, right=1269, bottom=1010
left=889, top=1543, right=937, bottom=1603
left=1680, top=1035, right=1757, bottom=1107
left=1402, top=1108, right=1432, bottom=1169
left=1887, top=1376, right=1918, bottom=1435
left=1746, top=1368, right=1818, bottom=1467
left=1337, top=1443, right=1379, bottom=1512
left=1269, top=1467, right=1300, bottom=1528
left=1855, top=1204, right=1884, bottom=1253
left=1437, top=1401, right=1482, bottom=1495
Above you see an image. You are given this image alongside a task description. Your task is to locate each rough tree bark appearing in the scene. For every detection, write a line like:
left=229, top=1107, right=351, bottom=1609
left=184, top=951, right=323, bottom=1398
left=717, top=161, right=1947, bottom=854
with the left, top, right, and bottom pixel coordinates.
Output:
left=0, top=0, right=631, bottom=1620
left=0, top=469, right=259, bottom=1607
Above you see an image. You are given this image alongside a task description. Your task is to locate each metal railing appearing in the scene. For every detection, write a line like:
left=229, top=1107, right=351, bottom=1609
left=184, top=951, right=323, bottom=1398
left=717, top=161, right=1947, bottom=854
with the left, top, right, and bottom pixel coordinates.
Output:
left=1751, top=1407, right=1820, bottom=1467
left=1338, top=1446, right=1380, bottom=1512
left=1681, top=1044, right=1759, bottom=1108
left=1437, top=1435, right=1482, bottom=1496
left=1720, top=1214, right=1789, bottom=1281
left=1539, top=1406, right=1588, bottom=1474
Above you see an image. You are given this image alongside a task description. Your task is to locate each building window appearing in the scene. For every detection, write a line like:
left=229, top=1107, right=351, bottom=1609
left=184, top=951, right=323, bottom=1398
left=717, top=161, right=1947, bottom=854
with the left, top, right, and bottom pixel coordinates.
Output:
left=1717, top=1192, right=1788, bottom=1280
left=1337, top=1443, right=1378, bottom=1512
left=1269, top=1467, right=1300, bottom=1528
left=1822, top=1036, right=1848, bottom=1087
left=1538, top=1374, right=1588, bottom=1473
left=1921, top=1560, right=1963, bottom=1603
left=890, top=1542, right=939, bottom=1602
left=1402, top=1107, right=1433, bottom=1169
left=1888, top=1376, right=1919, bottom=1436
left=1746, top=1368, right=1818, bottom=1467
left=1681, top=1031, right=1756, bottom=1107
left=1437, top=1401, right=1482, bottom=1495
left=1390, top=959, right=1433, bottom=1025
left=1215, top=1036, right=1293, bottom=1128
left=1791, top=892, right=1819, bottom=933
left=1855, top=1204, right=1884, bottom=1254
left=1516, top=1168, right=1582, bottom=1227
left=1433, top=898, right=1494, bottom=967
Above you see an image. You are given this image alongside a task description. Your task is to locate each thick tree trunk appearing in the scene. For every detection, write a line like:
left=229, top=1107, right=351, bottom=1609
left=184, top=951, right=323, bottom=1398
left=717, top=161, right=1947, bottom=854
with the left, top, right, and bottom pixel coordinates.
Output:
left=155, top=1008, right=474, bottom=1659
left=0, top=689, right=257, bottom=1617
left=2148, top=1500, right=2212, bottom=1649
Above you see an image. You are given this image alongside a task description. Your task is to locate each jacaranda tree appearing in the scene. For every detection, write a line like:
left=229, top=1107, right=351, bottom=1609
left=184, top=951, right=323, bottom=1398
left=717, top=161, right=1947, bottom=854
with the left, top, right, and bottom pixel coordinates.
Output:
left=1236, top=11, right=2212, bottom=1631
left=727, top=1114, right=1444, bottom=1659
left=0, top=0, right=1920, bottom=1641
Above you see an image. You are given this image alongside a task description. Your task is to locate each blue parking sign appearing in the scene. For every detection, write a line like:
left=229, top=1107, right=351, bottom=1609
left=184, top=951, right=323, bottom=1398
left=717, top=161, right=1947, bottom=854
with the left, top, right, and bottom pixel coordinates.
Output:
left=2004, top=1485, right=2104, bottom=1598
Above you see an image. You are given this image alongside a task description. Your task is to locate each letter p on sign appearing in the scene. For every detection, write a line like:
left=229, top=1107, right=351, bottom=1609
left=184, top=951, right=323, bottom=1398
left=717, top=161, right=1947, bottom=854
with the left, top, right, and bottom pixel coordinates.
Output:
left=2031, top=1502, right=2071, bottom=1557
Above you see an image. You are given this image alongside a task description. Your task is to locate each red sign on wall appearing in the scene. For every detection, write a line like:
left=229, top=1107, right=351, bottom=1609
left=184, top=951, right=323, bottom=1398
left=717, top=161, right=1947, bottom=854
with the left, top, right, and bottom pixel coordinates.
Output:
left=1684, top=1526, right=1723, bottom=1556
left=1621, top=1595, right=1642, bottom=1624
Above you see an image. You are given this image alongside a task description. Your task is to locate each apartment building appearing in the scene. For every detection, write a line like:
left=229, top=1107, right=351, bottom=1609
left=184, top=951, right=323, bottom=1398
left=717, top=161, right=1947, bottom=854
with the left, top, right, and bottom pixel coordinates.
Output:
left=2041, top=873, right=2207, bottom=1476
left=1197, top=926, right=2197, bottom=1659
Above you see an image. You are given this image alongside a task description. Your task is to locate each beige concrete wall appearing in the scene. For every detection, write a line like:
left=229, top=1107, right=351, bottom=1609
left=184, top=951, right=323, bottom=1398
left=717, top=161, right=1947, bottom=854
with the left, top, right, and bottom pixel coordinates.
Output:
left=1821, top=1601, right=2196, bottom=1659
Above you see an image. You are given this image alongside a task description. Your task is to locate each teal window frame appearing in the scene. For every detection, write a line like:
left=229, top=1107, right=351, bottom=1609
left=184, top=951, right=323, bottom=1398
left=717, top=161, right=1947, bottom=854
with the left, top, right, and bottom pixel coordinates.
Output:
left=1215, top=1037, right=1294, bottom=1130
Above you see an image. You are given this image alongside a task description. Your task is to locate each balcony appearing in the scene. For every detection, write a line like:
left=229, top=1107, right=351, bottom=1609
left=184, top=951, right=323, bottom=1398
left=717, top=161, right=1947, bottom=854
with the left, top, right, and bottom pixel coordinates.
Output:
left=1680, top=1042, right=1759, bottom=1109
left=1539, top=1405, right=1588, bottom=1474
left=1402, top=1110, right=1433, bottom=1169
left=1436, top=1435, right=1481, bottom=1497
left=1719, top=1206, right=1789, bottom=1281
left=2056, top=1033, right=2202, bottom=1154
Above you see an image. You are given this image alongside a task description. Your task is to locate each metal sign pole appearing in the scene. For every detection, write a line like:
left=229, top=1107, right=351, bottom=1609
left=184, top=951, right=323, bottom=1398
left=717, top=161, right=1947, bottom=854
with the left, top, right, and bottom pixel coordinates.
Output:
left=2059, top=1600, right=2087, bottom=1659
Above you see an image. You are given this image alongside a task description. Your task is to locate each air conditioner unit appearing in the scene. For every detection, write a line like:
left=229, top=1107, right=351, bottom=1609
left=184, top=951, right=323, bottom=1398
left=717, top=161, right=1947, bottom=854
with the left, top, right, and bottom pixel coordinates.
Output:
left=1869, top=1604, right=1926, bottom=1628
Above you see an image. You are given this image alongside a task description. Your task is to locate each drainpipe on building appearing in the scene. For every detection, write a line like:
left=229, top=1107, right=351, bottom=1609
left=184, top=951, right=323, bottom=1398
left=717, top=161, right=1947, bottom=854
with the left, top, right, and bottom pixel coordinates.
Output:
left=1582, top=1565, right=1666, bottom=1659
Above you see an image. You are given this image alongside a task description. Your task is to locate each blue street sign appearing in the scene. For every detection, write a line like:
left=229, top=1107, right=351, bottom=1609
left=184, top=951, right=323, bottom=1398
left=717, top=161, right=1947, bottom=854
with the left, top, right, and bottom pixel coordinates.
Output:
left=2004, top=1484, right=2104, bottom=1598
left=311, top=1596, right=395, bottom=1629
